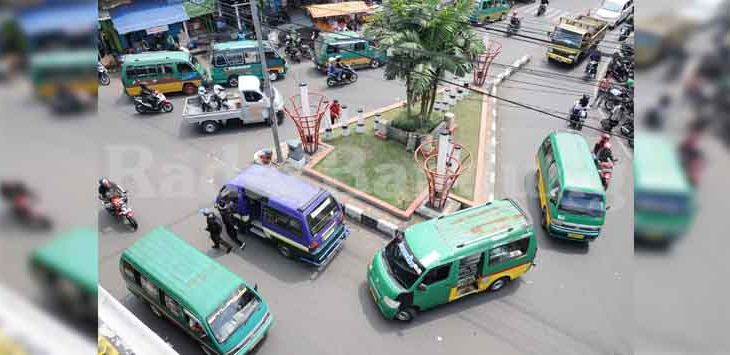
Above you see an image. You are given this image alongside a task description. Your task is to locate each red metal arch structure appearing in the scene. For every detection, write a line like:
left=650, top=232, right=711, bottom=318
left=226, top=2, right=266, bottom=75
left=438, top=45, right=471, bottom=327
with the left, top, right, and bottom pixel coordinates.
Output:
left=283, top=92, right=329, bottom=154
left=473, top=40, right=502, bottom=87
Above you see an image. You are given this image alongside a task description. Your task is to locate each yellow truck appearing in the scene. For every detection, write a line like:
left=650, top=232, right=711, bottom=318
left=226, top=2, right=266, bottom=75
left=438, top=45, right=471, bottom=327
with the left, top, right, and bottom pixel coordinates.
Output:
left=546, top=15, right=609, bottom=65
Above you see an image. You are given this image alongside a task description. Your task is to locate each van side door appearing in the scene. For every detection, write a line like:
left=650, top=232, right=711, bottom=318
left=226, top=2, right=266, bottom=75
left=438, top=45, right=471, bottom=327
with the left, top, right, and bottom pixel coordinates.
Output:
left=183, top=309, right=217, bottom=353
left=262, top=206, right=307, bottom=251
left=412, top=262, right=454, bottom=311
left=154, top=63, right=178, bottom=93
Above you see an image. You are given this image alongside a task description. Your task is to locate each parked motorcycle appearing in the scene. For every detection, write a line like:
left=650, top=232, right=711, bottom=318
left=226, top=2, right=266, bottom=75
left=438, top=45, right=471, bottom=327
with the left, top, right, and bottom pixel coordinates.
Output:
left=198, top=87, right=214, bottom=112
left=604, top=87, right=631, bottom=111
left=134, top=91, right=173, bottom=113
left=100, top=193, right=137, bottom=231
left=0, top=182, right=52, bottom=230
left=327, top=65, right=358, bottom=87
left=600, top=115, right=621, bottom=132
left=98, top=62, right=110, bottom=86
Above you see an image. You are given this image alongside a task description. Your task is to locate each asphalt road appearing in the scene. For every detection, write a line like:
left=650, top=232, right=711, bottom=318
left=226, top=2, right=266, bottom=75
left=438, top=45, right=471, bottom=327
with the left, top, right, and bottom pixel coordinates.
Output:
left=94, top=1, right=635, bottom=354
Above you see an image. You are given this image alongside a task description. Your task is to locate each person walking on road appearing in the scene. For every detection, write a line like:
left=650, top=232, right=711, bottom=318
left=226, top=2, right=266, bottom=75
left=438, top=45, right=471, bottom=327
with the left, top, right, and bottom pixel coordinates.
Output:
left=593, top=75, right=612, bottom=108
left=330, top=100, right=341, bottom=125
left=203, top=209, right=231, bottom=253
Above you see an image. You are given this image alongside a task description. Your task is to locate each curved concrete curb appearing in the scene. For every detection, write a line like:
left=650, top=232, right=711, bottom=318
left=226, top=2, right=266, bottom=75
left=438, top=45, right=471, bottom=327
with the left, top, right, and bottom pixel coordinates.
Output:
left=487, top=55, right=531, bottom=202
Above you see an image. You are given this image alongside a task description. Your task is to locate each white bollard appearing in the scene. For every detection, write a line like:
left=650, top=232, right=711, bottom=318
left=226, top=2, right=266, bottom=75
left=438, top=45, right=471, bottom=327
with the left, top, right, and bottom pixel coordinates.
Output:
left=299, top=83, right=311, bottom=117
left=341, top=105, right=350, bottom=136
left=436, top=129, right=451, bottom=193
left=449, top=94, right=457, bottom=106
left=323, top=100, right=333, bottom=141
left=443, top=111, right=454, bottom=132
left=356, top=108, right=365, bottom=134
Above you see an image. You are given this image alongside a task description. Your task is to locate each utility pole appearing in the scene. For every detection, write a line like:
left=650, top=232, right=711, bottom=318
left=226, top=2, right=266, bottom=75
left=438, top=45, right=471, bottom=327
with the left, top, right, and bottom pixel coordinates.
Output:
left=250, top=0, right=284, bottom=163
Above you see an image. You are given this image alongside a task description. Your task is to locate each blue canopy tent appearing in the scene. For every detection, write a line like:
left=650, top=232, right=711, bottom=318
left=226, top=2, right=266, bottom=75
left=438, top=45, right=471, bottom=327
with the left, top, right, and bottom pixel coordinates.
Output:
left=110, top=0, right=189, bottom=35
left=17, top=3, right=96, bottom=37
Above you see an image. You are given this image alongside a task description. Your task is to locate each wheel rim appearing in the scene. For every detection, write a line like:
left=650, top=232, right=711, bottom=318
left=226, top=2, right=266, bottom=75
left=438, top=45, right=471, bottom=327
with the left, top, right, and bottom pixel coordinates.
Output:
left=395, top=310, right=411, bottom=321
left=228, top=77, right=238, bottom=87
left=278, top=245, right=291, bottom=257
left=491, top=279, right=506, bottom=291
left=163, top=103, right=173, bottom=112
left=204, top=123, right=217, bottom=133
left=371, top=60, right=379, bottom=68
left=184, top=84, right=196, bottom=95
left=269, top=72, right=278, bottom=81
left=135, top=104, right=144, bottom=113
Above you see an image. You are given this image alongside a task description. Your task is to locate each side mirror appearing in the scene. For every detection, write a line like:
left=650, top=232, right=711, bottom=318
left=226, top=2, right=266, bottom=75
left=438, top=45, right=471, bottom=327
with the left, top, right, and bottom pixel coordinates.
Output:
left=606, top=205, right=611, bottom=211
left=417, top=283, right=427, bottom=291
left=254, top=283, right=258, bottom=291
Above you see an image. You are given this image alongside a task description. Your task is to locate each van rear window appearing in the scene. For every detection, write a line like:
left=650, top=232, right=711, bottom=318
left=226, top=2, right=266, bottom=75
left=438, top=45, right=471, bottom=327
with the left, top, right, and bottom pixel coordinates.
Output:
left=559, top=190, right=604, bottom=217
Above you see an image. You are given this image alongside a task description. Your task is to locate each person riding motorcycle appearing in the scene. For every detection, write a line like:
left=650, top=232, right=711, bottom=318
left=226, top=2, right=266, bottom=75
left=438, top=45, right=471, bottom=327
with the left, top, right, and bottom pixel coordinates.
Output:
left=510, top=12, right=521, bottom=27
left=139, top=84, right=160, bottom=107
left=570, top=95, right=589, bottom=125
left=593, top=134, right=614, bottom=162
left=98, top=178, right=126, bottom=211
left=328, top=57, right=343, bottom=81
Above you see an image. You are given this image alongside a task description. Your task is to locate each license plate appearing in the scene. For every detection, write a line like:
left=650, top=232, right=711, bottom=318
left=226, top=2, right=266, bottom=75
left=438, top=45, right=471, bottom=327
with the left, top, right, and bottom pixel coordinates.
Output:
left=568, top=233, right=585, bottom=240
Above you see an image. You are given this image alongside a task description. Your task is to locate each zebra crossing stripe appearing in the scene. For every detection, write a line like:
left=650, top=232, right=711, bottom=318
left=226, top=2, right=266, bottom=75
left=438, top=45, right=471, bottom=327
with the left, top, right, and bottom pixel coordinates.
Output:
left=546, top=8, right=566, bottom=19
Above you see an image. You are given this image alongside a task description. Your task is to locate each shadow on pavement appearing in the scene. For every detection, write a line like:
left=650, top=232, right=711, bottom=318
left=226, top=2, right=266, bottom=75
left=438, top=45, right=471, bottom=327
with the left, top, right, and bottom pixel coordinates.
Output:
left=98, top=209, right=138, bottom=235
left=357, top=280, right=520, bottom=333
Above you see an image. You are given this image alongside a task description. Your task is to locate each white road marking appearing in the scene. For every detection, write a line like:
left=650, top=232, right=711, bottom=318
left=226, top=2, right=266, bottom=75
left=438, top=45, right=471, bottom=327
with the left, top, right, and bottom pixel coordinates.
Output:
left=491, top=152, right=496, bottom=164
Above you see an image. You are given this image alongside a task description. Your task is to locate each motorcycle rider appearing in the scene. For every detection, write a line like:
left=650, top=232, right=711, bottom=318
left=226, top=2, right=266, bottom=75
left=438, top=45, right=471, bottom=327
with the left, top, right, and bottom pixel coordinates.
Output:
left=139, top=84, right=160, bottom=108
left=593, top=134, right=614, bottom=162
left=570, top=94, right=590, bottom=126
left=510, top=12, right=521, bottom=28
left=680, top=124, right=704, bottom=186
left=328, top=57, right=343, bottom=82
left=98, top=178, right=126, bottom=211
left=586, top=49, right=601, bottom=74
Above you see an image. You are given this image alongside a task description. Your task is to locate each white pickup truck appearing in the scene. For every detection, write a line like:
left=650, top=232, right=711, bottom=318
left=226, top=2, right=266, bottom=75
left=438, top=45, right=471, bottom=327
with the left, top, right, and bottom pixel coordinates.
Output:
left=182, top=75, right=285, bottom=134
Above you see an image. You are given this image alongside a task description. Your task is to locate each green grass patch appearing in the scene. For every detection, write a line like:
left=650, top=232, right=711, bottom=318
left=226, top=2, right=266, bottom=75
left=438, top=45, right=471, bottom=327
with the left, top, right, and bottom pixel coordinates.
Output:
left=450, top=93, right=482, bottom=200
left=314, top=120, right=426, bottom=210
left=385, top=104, right=443, bottom=134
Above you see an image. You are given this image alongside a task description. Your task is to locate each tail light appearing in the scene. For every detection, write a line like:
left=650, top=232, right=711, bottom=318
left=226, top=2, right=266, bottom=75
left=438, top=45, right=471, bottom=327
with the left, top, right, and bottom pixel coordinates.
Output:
left=308, top=240, right=320, bottom=250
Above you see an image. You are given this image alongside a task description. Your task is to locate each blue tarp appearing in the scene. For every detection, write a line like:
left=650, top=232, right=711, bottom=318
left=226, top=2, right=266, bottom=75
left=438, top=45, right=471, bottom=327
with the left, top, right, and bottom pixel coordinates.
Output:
left=17, top=3, right=97, bottom=36
left=110, top=0, right=189, bottom=35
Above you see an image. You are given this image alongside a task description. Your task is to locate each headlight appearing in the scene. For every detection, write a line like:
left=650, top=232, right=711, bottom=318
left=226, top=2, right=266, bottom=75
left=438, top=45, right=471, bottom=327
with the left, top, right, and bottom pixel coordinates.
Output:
left=382, top=295, right=401, bottom=309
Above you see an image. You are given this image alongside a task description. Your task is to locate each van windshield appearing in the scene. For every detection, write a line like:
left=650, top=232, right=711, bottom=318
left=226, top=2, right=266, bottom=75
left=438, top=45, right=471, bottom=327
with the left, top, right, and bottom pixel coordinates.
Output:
left=207, top=286, right=260, bottom=344
left=307, top=196, right=339, bottom=235
left=383, top=238, right=423, bottom=289
left=559, top=190, right=605, bottom=217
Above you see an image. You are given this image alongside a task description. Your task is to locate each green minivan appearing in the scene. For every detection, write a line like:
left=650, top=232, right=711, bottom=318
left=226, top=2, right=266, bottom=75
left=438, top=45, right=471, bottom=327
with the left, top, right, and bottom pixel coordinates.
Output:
left=209, top=40, right=289, bottom=87
left=30, top=228, right=98, bottom=320
left=312, top=31, right=387, bottom=72
left=536, top=131, right=607, bottom=242
left=367, top=199, right=537, bottom=321
left=634, top=132, right=695, bottom=242
left=120, top=227, right=273, bottom=355
left=121, top=51, right=206, bottom=96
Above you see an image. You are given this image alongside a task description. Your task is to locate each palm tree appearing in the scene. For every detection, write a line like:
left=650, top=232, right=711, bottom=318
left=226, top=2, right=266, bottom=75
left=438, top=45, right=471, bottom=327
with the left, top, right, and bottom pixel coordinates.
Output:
left=367, top=0, right=484, bottom=130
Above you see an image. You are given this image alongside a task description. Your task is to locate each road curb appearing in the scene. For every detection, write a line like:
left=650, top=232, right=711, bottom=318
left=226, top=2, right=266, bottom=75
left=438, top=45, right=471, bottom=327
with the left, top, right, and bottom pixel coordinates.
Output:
left=488, top=54, right=530, bottom=202
left=341, top=202, right=401, bottom=239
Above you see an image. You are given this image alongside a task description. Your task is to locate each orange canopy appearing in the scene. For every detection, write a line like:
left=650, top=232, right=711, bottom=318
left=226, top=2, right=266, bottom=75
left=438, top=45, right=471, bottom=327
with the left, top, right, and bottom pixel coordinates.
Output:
left=306, top=1, right=371, bottom=19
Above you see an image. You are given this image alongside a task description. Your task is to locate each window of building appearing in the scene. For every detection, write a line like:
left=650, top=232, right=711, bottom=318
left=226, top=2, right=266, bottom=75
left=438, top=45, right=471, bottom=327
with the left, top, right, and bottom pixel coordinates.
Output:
left=488, top=237, right=530, bottom=266
left=422, top=264, right=451, bottom=285
left=140, top=276, right=159, bottom=300
left=263, top=207, right=302, bottom=237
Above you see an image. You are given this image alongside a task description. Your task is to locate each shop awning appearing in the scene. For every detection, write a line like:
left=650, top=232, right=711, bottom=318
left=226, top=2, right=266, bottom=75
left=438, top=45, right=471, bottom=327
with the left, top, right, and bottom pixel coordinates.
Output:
left=184, top=0, right=215, bottom=18
left=110, top=0, right=189, bottom=35
left=18, top=3, right=96, bottom=36
left=306, top=1, right=371, bottom=18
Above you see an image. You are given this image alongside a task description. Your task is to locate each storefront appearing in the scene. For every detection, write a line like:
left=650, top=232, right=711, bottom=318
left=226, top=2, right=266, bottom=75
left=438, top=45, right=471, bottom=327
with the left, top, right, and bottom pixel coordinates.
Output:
left=110, top=0, right=189, bottom=53
left=181, top=0, right=215, bottom=50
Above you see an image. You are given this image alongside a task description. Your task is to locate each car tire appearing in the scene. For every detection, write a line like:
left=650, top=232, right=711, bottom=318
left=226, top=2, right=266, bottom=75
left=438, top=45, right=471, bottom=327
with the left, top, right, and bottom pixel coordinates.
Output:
left=327, top=77, right=336, bottom=87
left=269, top=71, right=279, bottom=81
left=161, top=102, right=173, bottom=113
left=395, top=307, right=416, bottom=322
left=134, top=103, right=145, bottom=114
left=488, top=277, right=510, bottom=292
left=370, top=59, right=380, bottom=69
left=150, top=303, right=163, bottom=318
left=201, top=121, right=220, bottom=134
left=227, top=76, right=238, bottom=88
left=183, top=83, right=197, bottom=95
